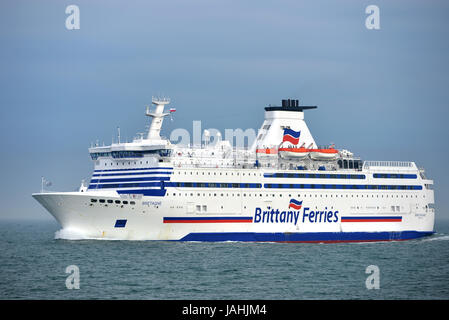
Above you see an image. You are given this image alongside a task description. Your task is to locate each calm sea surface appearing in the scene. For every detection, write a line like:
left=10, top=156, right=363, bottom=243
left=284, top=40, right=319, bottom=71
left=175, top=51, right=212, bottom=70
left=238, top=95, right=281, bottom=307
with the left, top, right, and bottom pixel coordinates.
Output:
left=1, top=219, right=449, bottom=300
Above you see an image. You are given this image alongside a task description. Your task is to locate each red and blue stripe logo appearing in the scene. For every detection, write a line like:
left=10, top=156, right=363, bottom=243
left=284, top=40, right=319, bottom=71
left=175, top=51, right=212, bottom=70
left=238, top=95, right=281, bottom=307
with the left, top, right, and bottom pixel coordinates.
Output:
left=163, top=217, right=253, bottom=223
left=282, top=129, right=301, bottom=145
left=341, top=216, right=402, bottom=223
left=288, top=199, right=302, bottom=210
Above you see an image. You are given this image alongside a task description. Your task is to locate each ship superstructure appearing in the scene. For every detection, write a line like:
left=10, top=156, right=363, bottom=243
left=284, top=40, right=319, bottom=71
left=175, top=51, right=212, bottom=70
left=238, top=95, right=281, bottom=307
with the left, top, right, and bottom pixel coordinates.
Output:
left=33, top=97, right=435, bottom=242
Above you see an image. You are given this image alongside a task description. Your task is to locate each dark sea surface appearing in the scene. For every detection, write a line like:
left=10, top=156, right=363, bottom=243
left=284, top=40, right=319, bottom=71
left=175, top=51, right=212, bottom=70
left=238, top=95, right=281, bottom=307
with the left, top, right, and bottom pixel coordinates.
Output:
left=1, top=219, right=448, bottom=300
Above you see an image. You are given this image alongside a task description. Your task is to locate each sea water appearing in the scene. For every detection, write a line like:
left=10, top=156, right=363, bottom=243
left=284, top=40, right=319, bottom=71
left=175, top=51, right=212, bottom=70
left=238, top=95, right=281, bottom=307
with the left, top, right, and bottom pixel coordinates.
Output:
left=1, top=219, right=448, bottom=300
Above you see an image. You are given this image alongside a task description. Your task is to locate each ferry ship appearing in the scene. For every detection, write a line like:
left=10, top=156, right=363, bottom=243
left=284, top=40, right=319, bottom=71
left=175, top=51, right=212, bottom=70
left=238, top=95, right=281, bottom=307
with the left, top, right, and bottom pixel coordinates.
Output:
left=33, top=97, right=435, bottom=242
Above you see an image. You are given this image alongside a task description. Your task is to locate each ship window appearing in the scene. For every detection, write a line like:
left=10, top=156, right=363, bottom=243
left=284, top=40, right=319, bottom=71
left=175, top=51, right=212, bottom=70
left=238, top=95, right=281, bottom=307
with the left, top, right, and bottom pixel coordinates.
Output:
left=115, top=200, right=121, bottom=204
left=337, top=160, right=343, bottom=168
left=99, top=199, right=105, bottom=203
left=130, top=201, right=135, bottom=205
left=107, top=199, right=113, bottom=203
left=122, top=201, right=128, bottom=204
left=90, top=199, right=97, bottom=203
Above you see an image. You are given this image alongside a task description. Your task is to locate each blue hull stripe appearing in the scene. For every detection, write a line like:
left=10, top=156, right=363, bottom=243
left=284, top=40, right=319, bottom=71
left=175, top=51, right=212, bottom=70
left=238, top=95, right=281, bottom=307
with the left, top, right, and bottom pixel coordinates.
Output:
left=117, top=189, right=167, bottom=196
left=94, top=167, right=173, bottom=173
left=92, top=171, right=173, bottom=177
left=89, top=181, right=170, bottom=189
left=179, top=231, right=434, bottom=242
left=264, top=173, right=366, bottom=179
left=90, top=176, right=171, bottom=184
left=264, top=183, right=422, bottom=190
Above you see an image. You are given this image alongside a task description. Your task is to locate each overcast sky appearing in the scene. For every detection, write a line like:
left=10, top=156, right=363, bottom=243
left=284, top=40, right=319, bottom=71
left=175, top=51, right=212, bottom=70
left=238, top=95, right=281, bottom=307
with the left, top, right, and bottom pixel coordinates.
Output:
left=1, top=0, right=448, bottom=221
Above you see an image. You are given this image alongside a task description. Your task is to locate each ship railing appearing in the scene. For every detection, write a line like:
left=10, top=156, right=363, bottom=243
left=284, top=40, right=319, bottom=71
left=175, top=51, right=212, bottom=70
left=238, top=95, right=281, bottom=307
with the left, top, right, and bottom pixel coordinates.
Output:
left=363, top=161, right=415, bottom=170
left=418, top=167, right=427, bottom=180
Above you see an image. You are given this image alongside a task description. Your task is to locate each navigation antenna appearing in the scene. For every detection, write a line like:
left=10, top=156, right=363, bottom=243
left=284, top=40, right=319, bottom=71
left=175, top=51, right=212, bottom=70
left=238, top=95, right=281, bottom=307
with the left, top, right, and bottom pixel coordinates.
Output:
left=145, top=97, right=171, bottom=140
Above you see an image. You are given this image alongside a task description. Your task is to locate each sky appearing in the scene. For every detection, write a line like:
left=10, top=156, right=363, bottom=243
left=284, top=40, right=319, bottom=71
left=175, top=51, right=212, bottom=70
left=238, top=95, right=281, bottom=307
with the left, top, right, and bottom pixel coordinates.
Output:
left=1, top=0, right=448, bottom=221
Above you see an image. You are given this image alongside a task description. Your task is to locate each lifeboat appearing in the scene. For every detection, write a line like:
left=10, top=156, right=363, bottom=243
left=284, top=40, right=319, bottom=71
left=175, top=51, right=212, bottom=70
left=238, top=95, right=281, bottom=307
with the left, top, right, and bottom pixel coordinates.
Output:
left=308, top=147, right=339, bottom=160
left=256, top=148, right=278, bottom=155
left=278, top=147, right=309, bottom=159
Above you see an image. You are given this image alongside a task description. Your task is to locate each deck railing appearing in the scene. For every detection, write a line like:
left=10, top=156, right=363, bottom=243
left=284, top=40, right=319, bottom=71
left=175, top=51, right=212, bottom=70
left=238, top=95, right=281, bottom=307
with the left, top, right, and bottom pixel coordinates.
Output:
left=363, top=161, right=415, bottom=169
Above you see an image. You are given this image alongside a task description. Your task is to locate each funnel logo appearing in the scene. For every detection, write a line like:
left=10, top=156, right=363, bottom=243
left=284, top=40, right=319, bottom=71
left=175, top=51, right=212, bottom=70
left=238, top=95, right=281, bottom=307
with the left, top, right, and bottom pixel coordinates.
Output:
left=282, top=128, right=300, bottom=145
left=288, top=199, right=302, bottom=210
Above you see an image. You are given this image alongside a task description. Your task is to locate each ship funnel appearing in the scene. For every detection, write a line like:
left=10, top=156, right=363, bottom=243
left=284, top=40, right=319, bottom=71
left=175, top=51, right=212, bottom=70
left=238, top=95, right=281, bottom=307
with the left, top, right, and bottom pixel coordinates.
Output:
left=251, top=98, right=317, bottom=151
left=282, top=99, right=299, bottom=107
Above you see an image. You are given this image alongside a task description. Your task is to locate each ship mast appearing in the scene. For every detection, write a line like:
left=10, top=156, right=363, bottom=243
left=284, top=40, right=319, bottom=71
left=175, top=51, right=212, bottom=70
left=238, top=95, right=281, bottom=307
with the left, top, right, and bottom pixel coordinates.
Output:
left=146, top=97, right=171, bottom=140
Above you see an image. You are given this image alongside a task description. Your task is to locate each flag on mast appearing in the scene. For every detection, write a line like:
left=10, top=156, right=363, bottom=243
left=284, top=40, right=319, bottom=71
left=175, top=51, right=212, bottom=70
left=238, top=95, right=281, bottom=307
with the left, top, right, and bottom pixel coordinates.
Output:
left=41, top=177, right=52, bottom=192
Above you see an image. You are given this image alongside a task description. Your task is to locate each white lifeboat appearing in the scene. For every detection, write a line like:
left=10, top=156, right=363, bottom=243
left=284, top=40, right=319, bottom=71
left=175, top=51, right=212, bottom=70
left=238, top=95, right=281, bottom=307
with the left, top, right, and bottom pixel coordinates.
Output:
left=279, top=147, right=309, bottom=159
left=308, top=146, right=339, bottom=160
left=256, top=147, right=278, bottom=156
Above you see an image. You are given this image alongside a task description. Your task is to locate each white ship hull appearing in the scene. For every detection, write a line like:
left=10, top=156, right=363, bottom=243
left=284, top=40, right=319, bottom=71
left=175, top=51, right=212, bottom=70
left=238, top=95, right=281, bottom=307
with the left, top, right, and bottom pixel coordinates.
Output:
left=32, top=168, right=435, bottom=242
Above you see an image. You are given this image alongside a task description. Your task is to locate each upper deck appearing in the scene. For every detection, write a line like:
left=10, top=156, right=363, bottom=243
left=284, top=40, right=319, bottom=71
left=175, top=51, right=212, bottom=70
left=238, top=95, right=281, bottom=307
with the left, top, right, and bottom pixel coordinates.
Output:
left=86, top=97, right=430, bottom=183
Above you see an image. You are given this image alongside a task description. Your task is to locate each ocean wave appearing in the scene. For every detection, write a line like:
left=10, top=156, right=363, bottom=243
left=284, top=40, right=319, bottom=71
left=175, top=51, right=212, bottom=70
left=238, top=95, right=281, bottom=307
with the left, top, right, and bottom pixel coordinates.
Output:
left=421, top=234, right=449, bottom=242
left=54, top=227, right=88, bottom=240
